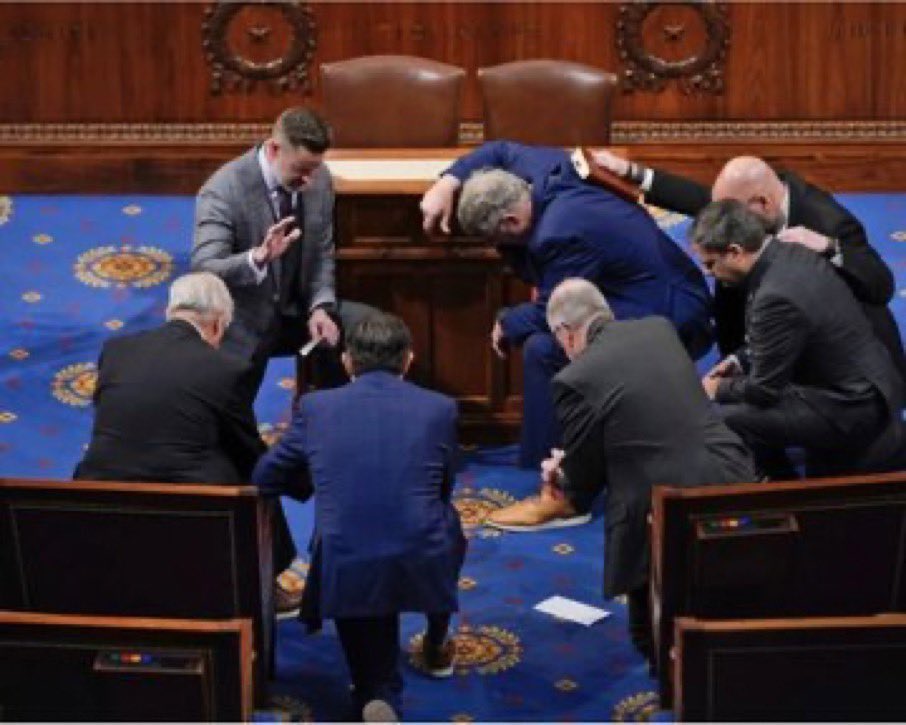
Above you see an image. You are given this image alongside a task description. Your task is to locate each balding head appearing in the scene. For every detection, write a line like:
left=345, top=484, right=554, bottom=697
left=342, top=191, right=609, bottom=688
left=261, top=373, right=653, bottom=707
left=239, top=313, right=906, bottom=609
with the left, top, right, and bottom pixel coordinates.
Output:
left=711, top=156, right=786, bottom=231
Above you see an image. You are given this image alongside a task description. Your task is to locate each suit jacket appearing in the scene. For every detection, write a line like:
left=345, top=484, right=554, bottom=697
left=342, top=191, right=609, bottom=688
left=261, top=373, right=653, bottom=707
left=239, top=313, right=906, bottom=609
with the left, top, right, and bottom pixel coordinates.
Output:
left=446, top=142, right=714, bottom=359
left=192, top=146, right=337, bottom=359
left=553, top=317, right=755, bottom=599
left=646, top=167, right=905, bottom=381
left=715, top=241, right=903, bottom=435
left=251, top=371, right=466, bottom=619
left=75, top=320, right=265, bottom=484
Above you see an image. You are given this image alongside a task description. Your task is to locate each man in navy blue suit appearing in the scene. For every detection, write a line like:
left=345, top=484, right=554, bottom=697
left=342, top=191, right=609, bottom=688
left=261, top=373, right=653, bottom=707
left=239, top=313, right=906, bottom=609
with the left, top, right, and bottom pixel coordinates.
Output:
left=252, top=312, right=466, bottom=722
left=421, top=141, right=713, bottom=528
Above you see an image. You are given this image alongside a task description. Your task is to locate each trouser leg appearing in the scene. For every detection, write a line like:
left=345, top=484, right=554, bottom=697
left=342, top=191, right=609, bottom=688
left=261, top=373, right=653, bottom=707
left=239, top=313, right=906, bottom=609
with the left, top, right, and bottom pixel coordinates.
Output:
left=626, top=583, right=653, bottom=661
left=271, top=501, right=296, bottom=572
left=335, top=615, right=402, bottom=713
left=719, top=394, right=857, bottom=480
left=425, top=613, right=452, bottom=648
left=519, top=332, right=568, bottom=470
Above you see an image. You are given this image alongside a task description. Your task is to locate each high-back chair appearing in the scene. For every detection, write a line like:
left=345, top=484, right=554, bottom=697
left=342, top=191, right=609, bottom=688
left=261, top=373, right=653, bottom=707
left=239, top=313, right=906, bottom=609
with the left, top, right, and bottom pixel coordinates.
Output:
left=320, top=54, right=465, bottom=147
left=478, top=59, right=618, bottom=146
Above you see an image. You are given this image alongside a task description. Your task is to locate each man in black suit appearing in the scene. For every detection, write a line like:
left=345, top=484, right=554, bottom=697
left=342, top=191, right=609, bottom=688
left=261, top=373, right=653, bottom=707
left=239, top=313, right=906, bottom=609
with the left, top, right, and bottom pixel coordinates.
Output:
left=593, top=152, right=905, bottom=384
left=75, top=271, right=301, bottom=615
left=691, top=200, right=904, bottom=479
left=539, top=278, right=755, bottom=662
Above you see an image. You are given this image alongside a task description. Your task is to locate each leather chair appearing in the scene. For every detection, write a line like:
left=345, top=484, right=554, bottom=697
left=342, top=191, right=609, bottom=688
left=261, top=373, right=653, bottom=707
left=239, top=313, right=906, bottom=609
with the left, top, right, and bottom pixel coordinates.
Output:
left=320, top=55, right=465, bottom=147
left=478, top=59, right=618, bottom=146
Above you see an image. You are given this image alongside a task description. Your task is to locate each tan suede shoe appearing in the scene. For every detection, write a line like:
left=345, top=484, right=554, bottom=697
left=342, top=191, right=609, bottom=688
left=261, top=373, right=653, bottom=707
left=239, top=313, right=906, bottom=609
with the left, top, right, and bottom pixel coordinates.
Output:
left=485, top=490, right=591, bottom=532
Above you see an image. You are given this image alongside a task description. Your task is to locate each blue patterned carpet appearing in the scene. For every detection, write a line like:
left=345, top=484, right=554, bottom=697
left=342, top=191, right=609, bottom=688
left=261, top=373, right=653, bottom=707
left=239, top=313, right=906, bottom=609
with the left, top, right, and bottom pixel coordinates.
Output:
left=0, top=193, right=904, bottom=720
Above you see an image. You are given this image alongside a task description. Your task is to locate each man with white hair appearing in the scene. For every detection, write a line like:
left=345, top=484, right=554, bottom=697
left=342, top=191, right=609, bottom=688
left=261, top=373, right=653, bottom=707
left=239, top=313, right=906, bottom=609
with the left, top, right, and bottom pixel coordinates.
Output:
left=592, top=150, right=904, bottom=383
left=76, top=272, right=301, bottom=615
left=421, top=141, right=713, bottom=474
left=76, top=271, right=264, bottom=484
left=517, top=277, right=754, bottom=663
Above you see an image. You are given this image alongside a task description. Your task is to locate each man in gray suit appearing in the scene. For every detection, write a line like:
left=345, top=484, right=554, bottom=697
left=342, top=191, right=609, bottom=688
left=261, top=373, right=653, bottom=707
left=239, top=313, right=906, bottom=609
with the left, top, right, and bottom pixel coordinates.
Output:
left=530, top=278, right=755, bottom=663
left=193, top=107, right=371, bottom=614
left=193, top=106, right=369, bottom=400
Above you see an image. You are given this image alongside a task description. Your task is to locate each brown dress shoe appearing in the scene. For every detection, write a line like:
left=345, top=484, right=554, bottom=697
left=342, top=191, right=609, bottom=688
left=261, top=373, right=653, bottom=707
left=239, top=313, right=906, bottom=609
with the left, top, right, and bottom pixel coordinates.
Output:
left=274, top=563, right=305, bottom=620
left=274, top=582, right=302, bottom=620
left=485, top=488, right=591, bottom=532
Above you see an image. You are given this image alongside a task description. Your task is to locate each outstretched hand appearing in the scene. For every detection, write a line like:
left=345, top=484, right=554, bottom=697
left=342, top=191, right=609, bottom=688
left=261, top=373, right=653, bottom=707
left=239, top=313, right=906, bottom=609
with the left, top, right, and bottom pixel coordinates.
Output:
left=308, top=308, right=340, bottom=347
left=420, top=174, right=461, bottom=235
left=777, top=226, right=835, bottom=255
left=252, top=217, right=301, bottom=266
left=591, top=149, right=631, bottom=178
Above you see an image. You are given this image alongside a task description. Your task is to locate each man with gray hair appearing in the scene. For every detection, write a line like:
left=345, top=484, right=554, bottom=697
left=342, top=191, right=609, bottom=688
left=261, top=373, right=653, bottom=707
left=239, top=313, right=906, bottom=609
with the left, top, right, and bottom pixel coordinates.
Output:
left=495, top=277, right=754, bottom=664
left=75, top=272, right=302, bottom=615
left=76, top=271, right=263, bottom=484
left=421, top=141, right=713, bottom=476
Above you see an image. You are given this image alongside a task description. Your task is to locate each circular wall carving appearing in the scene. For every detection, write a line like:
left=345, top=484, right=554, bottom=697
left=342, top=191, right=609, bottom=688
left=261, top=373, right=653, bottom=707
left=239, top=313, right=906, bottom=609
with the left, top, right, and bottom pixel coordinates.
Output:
left=617, top=2, right=730, bottom=94
left=202, top=1, right=317, bottom=94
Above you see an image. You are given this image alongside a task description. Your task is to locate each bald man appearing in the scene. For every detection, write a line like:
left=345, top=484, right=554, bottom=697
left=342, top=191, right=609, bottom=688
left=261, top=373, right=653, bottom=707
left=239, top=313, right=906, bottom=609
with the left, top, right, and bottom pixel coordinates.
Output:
left=593, top=152, right=905, bottom=385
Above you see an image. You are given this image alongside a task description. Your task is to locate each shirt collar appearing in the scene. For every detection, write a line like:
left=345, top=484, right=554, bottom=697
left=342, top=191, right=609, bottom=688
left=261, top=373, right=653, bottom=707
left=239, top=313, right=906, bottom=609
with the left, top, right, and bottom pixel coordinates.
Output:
left=257, top=145, right=282, bottom=194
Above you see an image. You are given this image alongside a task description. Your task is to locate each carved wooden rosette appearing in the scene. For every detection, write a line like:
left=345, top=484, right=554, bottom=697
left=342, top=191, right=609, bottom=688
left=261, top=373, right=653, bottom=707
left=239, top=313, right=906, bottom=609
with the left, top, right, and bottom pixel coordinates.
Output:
left=202, top=1, right=317, bottom=94
left=617, top=1, right=730, bottom=95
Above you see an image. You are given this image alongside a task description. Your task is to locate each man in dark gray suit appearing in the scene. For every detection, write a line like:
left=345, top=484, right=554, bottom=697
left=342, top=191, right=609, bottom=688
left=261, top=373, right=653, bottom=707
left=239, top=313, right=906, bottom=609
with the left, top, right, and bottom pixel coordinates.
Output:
left=193, top=106, right=370, bottom=400
left=539, top=278, right=755, bottom=662
left=691, top=199, right=904, bottom=480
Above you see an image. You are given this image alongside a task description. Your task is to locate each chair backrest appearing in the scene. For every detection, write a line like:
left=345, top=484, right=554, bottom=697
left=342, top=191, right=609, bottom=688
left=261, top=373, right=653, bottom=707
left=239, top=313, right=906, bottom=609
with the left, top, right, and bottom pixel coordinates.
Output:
left=0, top=477, right=273, bottom=703
left=0, top=612, right=252, bottom=720
left=650, top=471, right=906, bottom=706
left=321, top=54, right=465, bottom=147
left=674, top=614, right=906, bottom=720
left=478, top=59, right=618, bottom=146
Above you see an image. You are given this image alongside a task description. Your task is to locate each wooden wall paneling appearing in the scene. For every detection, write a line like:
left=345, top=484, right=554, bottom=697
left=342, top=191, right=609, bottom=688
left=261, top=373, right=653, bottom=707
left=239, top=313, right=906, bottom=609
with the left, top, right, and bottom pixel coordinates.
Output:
left=2, top=2, right=906, bottom=124
left=1, top=140, right=903, bottom=195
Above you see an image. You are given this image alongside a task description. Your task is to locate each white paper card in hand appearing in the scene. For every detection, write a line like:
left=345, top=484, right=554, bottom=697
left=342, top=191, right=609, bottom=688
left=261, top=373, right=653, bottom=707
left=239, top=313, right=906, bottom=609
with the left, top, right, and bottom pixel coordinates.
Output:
left=534, top=595, right=611, bottom=626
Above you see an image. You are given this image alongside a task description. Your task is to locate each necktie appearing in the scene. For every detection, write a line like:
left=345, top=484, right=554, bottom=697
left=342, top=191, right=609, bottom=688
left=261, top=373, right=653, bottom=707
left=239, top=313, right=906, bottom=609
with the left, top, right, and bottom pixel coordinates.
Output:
left=274, top=187, right=305, bottom=310
left=275, top=186, right=294, bottom=222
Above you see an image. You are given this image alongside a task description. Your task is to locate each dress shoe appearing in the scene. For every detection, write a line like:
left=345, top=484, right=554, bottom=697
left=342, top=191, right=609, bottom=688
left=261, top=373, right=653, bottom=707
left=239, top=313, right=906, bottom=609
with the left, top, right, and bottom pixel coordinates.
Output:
left=485, top=487, right=591, bottom=532
left=274, top=582, right=302, bottom=620
left=362, top=699, right=399, bottom=723
left=412, top=635, right=457, bottom=678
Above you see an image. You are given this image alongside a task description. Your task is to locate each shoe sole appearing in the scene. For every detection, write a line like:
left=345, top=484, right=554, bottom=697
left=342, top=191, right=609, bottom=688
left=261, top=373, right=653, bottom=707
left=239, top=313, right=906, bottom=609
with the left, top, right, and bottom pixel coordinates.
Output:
left=485, top=513, right=592, bottom=532
left=424, top=663, right=455, bottom=678
left=276, top=607, right=300, bottom=621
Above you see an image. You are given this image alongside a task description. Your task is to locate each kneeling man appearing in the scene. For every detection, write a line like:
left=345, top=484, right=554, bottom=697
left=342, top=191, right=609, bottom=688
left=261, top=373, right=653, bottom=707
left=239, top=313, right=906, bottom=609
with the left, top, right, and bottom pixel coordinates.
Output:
left=252, top=312, right=466, bottom=721
left=691, top=200, right=904, bottom=479
left=522, top=279, right=755, bottom=660
left=75, top=271, right=301, bottom=615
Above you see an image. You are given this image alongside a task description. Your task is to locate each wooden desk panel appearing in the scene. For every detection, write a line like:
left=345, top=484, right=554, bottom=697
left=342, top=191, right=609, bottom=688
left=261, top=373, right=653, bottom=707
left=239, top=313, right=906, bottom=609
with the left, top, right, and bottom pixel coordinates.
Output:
left=334, top=178, right=529, bottom=441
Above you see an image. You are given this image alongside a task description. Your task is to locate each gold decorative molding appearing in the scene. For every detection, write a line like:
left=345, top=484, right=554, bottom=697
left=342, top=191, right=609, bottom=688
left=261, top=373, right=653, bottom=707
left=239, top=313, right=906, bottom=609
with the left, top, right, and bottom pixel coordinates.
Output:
left=2, top=121, right=906, bottom=146
left=0, top=123, right=271, bottom=145
left=610, top=120, right=906, bottom=143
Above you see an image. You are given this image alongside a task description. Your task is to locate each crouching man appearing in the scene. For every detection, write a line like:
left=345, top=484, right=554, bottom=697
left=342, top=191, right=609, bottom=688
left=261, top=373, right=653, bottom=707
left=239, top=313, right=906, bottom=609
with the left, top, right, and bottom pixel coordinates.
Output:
left=252, top=312, right=466, bottom=721
left=530, top=279, right=755, bottom=660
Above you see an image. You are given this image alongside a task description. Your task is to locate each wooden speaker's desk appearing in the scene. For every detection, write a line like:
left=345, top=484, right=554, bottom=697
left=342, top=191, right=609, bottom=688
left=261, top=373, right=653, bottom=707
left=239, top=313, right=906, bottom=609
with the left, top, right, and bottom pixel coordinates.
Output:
left=324, top=148, right=528, bottom=443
